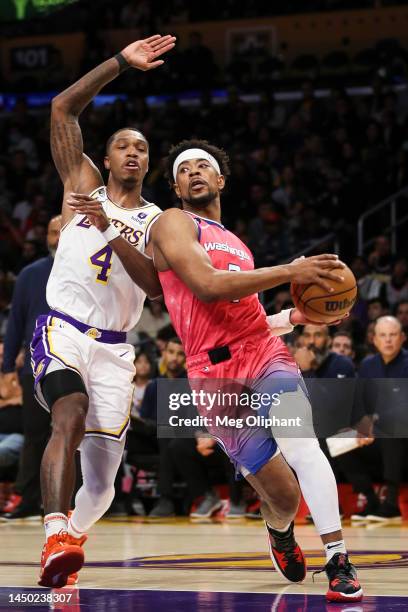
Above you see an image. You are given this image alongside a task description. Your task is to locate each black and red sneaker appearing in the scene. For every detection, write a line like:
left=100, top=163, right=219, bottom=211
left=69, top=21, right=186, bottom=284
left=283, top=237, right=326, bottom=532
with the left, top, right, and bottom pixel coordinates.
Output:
left=321, top=552, right=363, bottom=602
left=265, top=521, right=306, bottom=583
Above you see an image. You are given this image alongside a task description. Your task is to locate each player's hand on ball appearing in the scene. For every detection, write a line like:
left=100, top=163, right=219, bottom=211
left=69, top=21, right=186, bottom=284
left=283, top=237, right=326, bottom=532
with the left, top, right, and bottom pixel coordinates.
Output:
left=67, top=193, right=110, bottom=231
left=121, top=34, right=176, bottom=71
left=288, top=254, right=345, bottom=293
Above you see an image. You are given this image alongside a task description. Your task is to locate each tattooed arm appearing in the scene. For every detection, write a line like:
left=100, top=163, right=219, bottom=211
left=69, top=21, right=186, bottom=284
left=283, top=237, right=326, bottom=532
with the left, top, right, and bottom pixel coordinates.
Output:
left=51, top=34, right=176, bottom=226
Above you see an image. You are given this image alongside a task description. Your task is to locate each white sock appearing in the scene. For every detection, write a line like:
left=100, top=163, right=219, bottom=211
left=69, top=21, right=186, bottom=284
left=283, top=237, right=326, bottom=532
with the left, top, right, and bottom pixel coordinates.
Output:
left=324, top=539, right=347, bottom=562
left=67, top=514, right=86, bottom=539
left=44, top=513, right=68, bottom=539
left=267, top=522, right=291, bottom=534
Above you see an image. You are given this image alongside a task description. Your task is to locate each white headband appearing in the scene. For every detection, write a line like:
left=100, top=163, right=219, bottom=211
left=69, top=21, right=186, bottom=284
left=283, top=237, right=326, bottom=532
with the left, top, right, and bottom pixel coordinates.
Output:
left=173, top=148, right=221, bottom=182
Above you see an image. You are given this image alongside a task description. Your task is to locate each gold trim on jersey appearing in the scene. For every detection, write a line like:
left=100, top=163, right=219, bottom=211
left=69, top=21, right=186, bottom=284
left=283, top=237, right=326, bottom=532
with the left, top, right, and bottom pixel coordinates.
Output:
left=109, top=199, right=157, bottom=212
left=89, top=185, right=157, bottom=212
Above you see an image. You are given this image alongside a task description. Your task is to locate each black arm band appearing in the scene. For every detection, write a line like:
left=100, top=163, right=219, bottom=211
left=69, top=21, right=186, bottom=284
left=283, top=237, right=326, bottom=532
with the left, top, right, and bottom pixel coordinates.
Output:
left=115, top=52, right=130, bottom=73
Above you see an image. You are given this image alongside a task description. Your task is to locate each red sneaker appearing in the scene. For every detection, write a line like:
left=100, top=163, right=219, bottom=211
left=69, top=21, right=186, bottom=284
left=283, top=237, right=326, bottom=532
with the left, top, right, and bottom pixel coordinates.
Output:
left=322, top=552, right=363, bottom=602
left=38, top=531, right=85, bottom=588
left=266, top=521, right=307, bottom=583
left=66, top=534, right=87, bottom=586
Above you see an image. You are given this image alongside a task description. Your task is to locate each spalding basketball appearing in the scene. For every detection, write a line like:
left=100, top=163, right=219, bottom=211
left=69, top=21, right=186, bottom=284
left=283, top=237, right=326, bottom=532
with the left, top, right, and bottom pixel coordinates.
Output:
left=290, top=264, right=357, bottom=324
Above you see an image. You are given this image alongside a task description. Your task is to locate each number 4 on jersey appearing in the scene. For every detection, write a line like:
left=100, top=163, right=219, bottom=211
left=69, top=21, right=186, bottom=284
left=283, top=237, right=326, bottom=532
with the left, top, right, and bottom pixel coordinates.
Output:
left=89, top=245, right=113, bottom=284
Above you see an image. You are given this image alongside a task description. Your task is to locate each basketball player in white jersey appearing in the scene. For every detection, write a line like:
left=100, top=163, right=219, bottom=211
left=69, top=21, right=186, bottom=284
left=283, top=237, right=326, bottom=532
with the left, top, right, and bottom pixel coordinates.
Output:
left=30, top=34, right=176, bottom=588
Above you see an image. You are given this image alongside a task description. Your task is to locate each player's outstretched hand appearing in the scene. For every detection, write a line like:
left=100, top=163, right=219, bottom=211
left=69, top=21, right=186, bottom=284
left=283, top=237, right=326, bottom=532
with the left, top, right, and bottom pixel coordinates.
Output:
left=67, top=193, right=110, bottom=232
left=288, top=254, right=345, bottom=293
left=121, top=34, right=176, bottom=71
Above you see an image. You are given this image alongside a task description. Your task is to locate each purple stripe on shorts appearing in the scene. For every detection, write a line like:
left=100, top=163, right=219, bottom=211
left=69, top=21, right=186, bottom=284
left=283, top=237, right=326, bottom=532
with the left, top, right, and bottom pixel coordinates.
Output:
left=30, top=314, right=53, bottom=388
left=49, top=309, right=126, bottom=344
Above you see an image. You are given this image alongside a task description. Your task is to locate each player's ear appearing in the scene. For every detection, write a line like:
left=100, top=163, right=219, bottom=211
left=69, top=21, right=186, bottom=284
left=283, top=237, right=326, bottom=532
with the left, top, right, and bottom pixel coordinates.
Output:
left=104, top=156, right=110, bottom=171
left=173, top=182, right=181, bottom=198
left=217, top=174, right=226, bottom=191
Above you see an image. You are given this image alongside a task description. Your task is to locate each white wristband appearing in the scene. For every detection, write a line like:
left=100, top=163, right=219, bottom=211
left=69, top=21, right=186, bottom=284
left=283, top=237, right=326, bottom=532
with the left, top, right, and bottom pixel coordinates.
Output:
left=101, top=224, right=121, bottom=243
left=267, top=308, right=294, bottom=336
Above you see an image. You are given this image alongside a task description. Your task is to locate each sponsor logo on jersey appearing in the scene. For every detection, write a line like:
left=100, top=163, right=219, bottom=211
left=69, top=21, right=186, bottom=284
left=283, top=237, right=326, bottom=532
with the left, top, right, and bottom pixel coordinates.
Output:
left=85, top=327, right=102, bottom=339
left=325, top=297, right=356, bottom=312
left=203, top=242, right=250, bottom=261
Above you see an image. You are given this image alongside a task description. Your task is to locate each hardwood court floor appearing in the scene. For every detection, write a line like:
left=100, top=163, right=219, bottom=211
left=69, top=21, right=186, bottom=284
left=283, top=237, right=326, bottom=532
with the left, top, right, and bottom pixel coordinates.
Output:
left=0, top=518, right=407, bottom=610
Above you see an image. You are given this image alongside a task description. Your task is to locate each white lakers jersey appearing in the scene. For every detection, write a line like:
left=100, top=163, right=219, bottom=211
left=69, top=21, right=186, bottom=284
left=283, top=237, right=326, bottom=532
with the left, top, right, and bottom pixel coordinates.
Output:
left=47, top=186, right=161, bottom=331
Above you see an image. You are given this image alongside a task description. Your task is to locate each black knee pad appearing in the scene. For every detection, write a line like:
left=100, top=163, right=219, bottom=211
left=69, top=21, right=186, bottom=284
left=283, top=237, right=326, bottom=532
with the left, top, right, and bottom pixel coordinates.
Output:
left=41, top=369, right=88, bottom=410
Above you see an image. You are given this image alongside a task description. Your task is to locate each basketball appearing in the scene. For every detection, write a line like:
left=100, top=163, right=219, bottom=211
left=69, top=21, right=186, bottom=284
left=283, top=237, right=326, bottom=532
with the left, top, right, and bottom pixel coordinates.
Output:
left=291, top=264, right=357, bottom=324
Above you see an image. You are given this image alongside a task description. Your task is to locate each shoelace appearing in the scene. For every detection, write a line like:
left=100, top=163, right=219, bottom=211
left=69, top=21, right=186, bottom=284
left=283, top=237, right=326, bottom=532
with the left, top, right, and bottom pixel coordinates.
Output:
left=312, top=553, right=353, bottom=583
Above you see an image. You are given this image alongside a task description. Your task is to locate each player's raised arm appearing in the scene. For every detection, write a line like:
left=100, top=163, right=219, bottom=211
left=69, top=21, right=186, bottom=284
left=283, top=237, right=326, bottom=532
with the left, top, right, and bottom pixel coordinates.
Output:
left=51, top=34, right=176, bottom=225
left=152, top=209, right=345, bottom=301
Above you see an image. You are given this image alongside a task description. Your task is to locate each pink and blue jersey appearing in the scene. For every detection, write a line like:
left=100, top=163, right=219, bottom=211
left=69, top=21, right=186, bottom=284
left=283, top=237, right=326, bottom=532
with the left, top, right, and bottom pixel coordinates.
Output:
left=159, top=210, right=291, bottom=364
left=159, top=211, right=302, bottom=477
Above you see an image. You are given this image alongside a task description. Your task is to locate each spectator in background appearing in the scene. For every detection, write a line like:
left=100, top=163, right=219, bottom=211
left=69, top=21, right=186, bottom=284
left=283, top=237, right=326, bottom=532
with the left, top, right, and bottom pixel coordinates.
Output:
left=248, top=210, right=291, bottom=267
left=272, top=290, right=292, bottom=315
left=172, top=434, right=243, bottom=519
left=0, top=209, right=24, bottom=272
left=363, top=321, right=377, bottom=358
left=7, top=150, right=35, bottom=202
left=385, top=258, right=408, bottom=307
left=12, top=240, right=42, bottom=275
left=131, top=352, right=155, bottom=419
left=119, top=0, right=151, bottom=28
left=367, top=297, right=388, bottom=322
left=352, top=255, right=383, bottom=302
left=294, top=324, right=355, bottom=440
left=367, top=235, right=394, bottom=274
left=181, top=31, right=217, bottom=89
left=0, top=342, right=23, bottom=478
left=140, top=338, right=187, bottom=518
left=0, top=216, right=61, bottom=520
left=134, top=299, right=170, bottom=340
left=155, top=324, right=177, bottom=375
left=272, top=165, right=296, bottom=206
left=294, top=325, right=355, bottom=379
left=331, top=331, right=355, bottom=361
left=357, top=316, right=408, bottom=521
left=395, top=300, right=408, bottom=348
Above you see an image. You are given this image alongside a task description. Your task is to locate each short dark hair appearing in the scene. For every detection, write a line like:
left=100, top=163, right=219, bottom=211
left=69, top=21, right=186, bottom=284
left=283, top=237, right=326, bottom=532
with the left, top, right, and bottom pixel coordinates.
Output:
left=333, top=330, right=353, bottom=342
left=367, top=297, right=386, bottom=307
left=164, top=139, right=230, bottom=186
left=166, top=337, right=183, bottom=348
left=156, top=324, right=176, bottom=342
left=105, top=127, right=148, bottom=154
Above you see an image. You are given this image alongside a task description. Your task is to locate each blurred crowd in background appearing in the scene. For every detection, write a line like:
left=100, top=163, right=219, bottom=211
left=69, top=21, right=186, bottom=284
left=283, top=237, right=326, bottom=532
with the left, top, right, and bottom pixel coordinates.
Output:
left=0, top=0, right=408, bottom=521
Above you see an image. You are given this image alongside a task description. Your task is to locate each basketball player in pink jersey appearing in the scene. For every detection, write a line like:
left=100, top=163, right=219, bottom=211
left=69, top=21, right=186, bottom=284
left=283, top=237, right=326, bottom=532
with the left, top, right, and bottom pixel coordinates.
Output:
left=68, top=140, right=362, bottom=602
